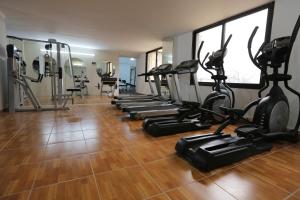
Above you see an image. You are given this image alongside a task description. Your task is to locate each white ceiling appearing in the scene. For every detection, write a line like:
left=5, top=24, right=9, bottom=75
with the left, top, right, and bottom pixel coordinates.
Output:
left=0, top=0, right=272, bottom=54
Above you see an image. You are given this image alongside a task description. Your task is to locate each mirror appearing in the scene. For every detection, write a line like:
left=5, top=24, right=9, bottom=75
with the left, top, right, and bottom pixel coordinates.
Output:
left=32, top=55, right=56, bottom=76
left=64, top=57, right=87, bottom=78
left=96, top=61, right=116, bottom=77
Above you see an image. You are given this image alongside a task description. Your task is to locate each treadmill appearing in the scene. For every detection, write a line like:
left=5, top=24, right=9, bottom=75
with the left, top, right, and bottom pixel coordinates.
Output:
left=111, top=65, right=163, bottom=105
left=114, top=94, right=153, bottom=100
left=113, top=80, right=155, bottom=100
left=116, top=64, right=174, bottom=109
left=115, top=69, right=171, bottom=100
left=126, top=60, right=203, bottom=120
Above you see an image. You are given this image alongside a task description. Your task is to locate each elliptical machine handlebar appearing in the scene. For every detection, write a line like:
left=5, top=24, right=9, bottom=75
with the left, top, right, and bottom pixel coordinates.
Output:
left=223, top=34, right=232, bottom=50
left=201, top=34, right=232, bottom=72
left=196, top=35, right=235, bottom=108
left=137, top=71, right=155, bottom=77
left=137, top=73, right=147, bottom=77
left=202, top=53, right=210, bottom=66
left=248, top=26, right=269, bottom=98
left=248, top=26, right=266, bottom=70
left=197, top=41, right=214, bottom=77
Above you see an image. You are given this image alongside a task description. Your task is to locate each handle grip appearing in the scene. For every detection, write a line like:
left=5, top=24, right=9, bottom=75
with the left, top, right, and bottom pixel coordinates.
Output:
left=223, top=34, right=232, bottom=49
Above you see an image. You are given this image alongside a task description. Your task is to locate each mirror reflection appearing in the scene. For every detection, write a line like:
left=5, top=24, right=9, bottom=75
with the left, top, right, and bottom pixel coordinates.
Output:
left=96, top=61, right=115, bottom=77
left=64, top=57, right=86, bottom=77
left=32, top=55, right=56, bottom=76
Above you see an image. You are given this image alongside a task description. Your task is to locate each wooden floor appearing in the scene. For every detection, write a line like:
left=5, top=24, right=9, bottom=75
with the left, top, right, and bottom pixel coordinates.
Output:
left=0, top=96, right=299, bottom=200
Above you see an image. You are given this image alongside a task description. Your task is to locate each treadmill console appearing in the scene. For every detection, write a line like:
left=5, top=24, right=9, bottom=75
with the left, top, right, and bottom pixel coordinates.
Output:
left=155, top=64, right=173, bottom=75
left=174, top=60, right=198, bottom=74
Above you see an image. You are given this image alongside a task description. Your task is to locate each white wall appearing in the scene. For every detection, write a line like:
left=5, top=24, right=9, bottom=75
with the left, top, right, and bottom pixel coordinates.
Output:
left=0, top=11, right=7, bottom=110
left=136, top=53, right=151, bottom=94
left=271, top=0, right=300, bottom=128
left=173, top=32, right=193, bottom=66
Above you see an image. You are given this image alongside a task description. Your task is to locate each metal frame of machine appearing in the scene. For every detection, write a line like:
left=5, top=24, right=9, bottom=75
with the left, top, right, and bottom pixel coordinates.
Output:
left=6, top=36, right=74, bottom=112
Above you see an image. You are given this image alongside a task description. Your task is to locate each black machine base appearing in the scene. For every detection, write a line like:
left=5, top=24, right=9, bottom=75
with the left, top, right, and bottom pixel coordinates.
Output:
left=175, top=133, right=272, bottom=171
left=143, top=116, right=178, bottom=129
left=145, top=120, right=211, bottom=137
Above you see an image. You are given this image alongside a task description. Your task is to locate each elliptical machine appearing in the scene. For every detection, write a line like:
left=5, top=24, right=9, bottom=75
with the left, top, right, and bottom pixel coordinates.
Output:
left=196, top=35, right=235, bottom=122
left=143, top=35, right=235, bottom=137
left=175, top=16, right=300, bottom=171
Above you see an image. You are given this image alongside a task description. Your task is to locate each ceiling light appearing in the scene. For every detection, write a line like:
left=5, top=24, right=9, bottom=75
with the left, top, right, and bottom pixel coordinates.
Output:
left=70, top=44, right=99, bottom=50
left=130, top=58, right=136, bottom=61
left=73, top=62, right=84, bottom=67
left=40, top=49, right=95, bottom=57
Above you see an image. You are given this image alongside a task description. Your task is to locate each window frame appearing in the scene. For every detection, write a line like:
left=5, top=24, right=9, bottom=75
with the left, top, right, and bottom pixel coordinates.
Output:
left=192, top=2, right=274, bottom=89
left=145, top=47, right=163, bottom=82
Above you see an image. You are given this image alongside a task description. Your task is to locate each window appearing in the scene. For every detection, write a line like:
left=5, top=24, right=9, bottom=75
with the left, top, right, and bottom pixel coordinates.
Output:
left=196, top=26, right=222, bottom=82
left=193, top=3, right=274, bottom=88
left=145, top=47, right=162, bottom=81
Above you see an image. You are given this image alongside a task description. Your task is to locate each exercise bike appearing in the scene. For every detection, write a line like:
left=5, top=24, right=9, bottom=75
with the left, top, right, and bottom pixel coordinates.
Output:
left=143, top=35, right=235, bottom=137
left=175, top=16, right=300, bottom=171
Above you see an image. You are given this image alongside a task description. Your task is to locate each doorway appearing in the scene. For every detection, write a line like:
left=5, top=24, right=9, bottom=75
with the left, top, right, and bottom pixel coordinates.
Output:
left=119, top=57, right=137, bottom=94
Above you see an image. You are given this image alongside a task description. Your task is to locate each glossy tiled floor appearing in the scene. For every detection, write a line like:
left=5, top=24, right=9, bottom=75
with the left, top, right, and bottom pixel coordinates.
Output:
left=0, top=96, right=299, bottom=200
